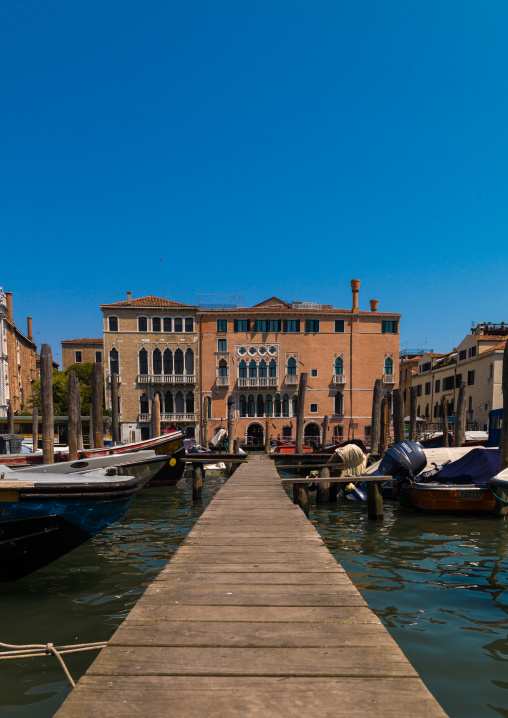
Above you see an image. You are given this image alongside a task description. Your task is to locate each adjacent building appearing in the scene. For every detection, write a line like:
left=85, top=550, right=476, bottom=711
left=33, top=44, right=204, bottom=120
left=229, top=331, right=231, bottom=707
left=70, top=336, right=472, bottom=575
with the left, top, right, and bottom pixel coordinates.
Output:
left=0, top=289, right=38, bottom=417
left=61, top=338, right=103, bottom=371
left=100, top=282, right=401, bottom=445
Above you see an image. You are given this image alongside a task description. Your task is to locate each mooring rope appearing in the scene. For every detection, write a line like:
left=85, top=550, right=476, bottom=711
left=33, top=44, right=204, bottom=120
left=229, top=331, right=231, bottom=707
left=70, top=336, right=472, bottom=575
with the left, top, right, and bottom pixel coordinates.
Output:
left=489, top=487, right=508, bottom=504
left=0, top=640, right=107, bottom=687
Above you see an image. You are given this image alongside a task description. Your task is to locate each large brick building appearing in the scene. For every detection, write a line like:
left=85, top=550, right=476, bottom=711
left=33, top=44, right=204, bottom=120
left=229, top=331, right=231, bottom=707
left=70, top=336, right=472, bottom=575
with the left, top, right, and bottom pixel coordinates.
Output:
left=61, top=338, right=103, bottom=371
left=100, top=282, right=401, bottom=445
left=0, top=289, right=38, bottom=417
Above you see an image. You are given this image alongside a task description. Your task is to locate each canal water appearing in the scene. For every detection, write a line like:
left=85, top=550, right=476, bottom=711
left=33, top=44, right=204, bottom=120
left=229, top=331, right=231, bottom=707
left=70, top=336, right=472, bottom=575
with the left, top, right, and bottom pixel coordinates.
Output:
left=1, top=476, right=508, bottom=717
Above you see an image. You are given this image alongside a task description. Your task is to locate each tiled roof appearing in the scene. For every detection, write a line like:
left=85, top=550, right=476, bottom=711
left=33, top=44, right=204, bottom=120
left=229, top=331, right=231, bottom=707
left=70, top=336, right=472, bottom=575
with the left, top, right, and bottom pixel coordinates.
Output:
left=101, top=296, right=195, bottom=308
left=61, top=338, right=103, bottom=344
left=468, top=334, right=508, bottom=342
left=479, top=340, right=507, bottom=356
left=200, top=306, right=401, bottom=316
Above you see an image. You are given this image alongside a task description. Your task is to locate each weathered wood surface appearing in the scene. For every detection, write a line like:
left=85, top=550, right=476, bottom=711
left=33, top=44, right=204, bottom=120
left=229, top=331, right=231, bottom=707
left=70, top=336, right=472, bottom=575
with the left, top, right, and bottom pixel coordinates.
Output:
left=55, top=455, right=447, bottom=718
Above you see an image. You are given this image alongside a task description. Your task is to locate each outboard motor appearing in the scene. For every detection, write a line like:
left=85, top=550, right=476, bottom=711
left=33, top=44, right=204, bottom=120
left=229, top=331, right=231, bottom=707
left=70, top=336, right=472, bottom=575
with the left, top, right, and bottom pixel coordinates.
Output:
left=377, top=441, right=427, bottom=507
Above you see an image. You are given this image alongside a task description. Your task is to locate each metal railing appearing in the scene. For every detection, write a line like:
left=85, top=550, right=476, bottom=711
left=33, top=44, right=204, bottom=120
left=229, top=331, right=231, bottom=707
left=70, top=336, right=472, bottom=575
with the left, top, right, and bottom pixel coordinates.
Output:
left=137, top=374, right=196, bottom=384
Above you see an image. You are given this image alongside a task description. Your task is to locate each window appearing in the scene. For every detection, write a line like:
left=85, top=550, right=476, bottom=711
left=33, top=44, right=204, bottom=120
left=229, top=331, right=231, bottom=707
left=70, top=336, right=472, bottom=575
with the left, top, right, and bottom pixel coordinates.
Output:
left=186, top=391, right=194, bottom=413
left=218, top=359, right=228, bottom=377
left=239, top=395, right=247, bottom=417
left=185, top=318, right=194, bottom=332
left=174, top=318, right=183, bottom=332
left=282, top=394, right=289, bottom=417
left=435, top=379, right=440, bottom=392
left=108, top=316, right=118, bottom=332
left=163, top=317, right=172, bottom=332
left=139, top=348, right=148, bottom=375
left=311, top=369, right=318, bottom=377
left=468, top=346, right=477, bottom=358
left=174, top=348, right=184, bottom=374
left=185, top=348, right=194, bottom=375
left=434, top=403, right=438, bottom=418
left=217, top=319, right=227, bottom=333
left=335, top=320, right=345, bottom=333
left=257, top=394, right=264, bottom=417
left=110, top=348, right=119, bottom=375
left=138, top=317, right=148, bottom=332
left=468, top=396, right=473, bottom=411
left=287, top=357, right=297, bottom=375
left=310, top=403, right=318, bottom=413
left=163, top=348, right=173, bottom=375
left=420, top=362, right=431, bottom=373
left=425, top=382, right=431, bottom=395
left=248, top=394, right=255, bottom=417
left=455, top=373, right=462, bottom=388
left=95, top=351, right=102, bottom=363
left=334, top=357, right=344, bottom=375
left=265, top=394, right=273, bottom=416
left=218, top=339, right=227, bottom=352
left=305, top=319, right=320, bottom=333
left=404, top=368, right=408, bottom=381
left=164, top=392, right=173, bottom=413
left=382, top=320, right=398, bottom=334
left=175, top=391, right=184, bottom=413
left=384, top=358, right=393, bottom=375
left=459, top=350, right=466, bottom=361
left=254, top=319, right=268, bottom=332
left=283, top=319, right=300, bottom=333
left=334, top=392, right=344, bottom=414
left=269, top=359, right=277, bottom=377
left=489, top=363, right=494, bottom=379
left=269, top=319, right=281, bottom=332
left=239, top=360, right=247, bottom=378
left=292, top=395, right=297, bottom=416
left=443, top=376, right=454, bottom=390
left=258, top=360, right=267, bottom=377
left=416, top=384, right=422, bottom=397
left=140, top=393, right=149, bottom=414
left=75, top=351, right=82, bottom=363
left=274, top=394, right=281, bottom=416
left=336, top=425, right=345, bottom=439
left=468, top=370, right=475, bottom=386
left=153, top=348, right=162, bottom=374
left=234, top=319, right=250, bottom=332
left=249, top=360, right=257, bottom=378
left=152, top=317, right=161, bottom=332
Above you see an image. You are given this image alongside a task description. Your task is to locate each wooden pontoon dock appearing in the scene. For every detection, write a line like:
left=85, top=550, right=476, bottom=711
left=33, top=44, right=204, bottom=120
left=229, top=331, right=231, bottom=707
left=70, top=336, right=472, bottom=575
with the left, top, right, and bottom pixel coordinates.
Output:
left=55, top=455, right=447, bottom=717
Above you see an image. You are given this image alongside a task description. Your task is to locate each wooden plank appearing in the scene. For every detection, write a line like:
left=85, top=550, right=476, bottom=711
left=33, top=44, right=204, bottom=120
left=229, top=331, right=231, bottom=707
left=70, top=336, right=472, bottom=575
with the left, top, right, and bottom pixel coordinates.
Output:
left=281, top=475, right=392, bottom=484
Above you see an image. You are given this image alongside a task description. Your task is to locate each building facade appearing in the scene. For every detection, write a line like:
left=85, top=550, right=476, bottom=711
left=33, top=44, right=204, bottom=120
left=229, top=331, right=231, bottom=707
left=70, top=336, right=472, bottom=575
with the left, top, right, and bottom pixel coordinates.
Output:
left=0, top=289, right=38, bottom=417
left=100, top=282, right=401, bottom=446
left=61, top=338, right=103, bottom=371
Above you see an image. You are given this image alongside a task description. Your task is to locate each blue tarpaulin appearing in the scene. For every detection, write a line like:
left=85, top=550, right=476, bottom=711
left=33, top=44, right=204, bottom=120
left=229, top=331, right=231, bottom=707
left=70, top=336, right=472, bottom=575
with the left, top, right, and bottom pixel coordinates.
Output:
left=424, top=449, right=501, bottom=486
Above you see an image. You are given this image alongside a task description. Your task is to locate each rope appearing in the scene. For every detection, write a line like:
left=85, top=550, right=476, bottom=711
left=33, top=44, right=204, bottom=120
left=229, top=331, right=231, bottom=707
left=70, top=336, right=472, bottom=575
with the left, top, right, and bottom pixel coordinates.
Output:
left=0, top=640, right=107, bottom=687
left=489, top=487, right=508, bottom=504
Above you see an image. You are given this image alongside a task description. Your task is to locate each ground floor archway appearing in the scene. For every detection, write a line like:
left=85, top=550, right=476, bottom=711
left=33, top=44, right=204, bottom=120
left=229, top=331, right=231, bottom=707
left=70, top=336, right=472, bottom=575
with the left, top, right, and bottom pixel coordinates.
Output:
left=304, top=422, right=321, bottom=448
left=246, top=422, right=264, bottom=446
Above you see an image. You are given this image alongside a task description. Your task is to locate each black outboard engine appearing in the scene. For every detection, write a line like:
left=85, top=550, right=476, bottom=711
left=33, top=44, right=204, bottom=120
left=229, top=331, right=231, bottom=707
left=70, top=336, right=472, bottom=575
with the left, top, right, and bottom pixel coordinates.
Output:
left=377, top=441, right=427, bottom=507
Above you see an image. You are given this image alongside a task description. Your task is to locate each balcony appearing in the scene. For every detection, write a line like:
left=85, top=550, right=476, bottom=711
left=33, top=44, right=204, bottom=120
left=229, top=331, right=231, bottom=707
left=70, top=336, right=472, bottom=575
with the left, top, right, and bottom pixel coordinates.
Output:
left=107, top=374, right=121, bottom=383
left=285, top=374, right=299, bottom=386
left=216, top=376, right=229, bottom=387
left=383, top=374, right=396, bottom=384
left=237, top=376, right=279, bottom=389
left=161, top=413, right=197, bottom=422
left=332, top=374, right=346, bottom=385
left=138, top=413, right=150, bottom=422
left=137, top=374, right=196, bottom=385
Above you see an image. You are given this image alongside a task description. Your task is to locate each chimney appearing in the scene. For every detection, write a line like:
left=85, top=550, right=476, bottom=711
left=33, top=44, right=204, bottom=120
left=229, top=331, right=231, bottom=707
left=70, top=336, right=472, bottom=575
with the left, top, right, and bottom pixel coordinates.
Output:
left=127, top=291, right=132, bottom=305
left=27, top=317, right=33, bottom=341
left=477, top=323, right=485, bottom=336
left=350, top=279, right=360, bottom=312
left=370, top=299, right=378, bottom=312
left=5, top=292, right=13, bottom=323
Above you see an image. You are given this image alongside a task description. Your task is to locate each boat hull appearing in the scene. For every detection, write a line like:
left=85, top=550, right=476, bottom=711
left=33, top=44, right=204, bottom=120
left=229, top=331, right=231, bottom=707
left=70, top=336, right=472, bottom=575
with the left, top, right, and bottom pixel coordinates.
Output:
left=122, top=444, right=186, bottom=487
left=409, top=483, right=495, bottom=513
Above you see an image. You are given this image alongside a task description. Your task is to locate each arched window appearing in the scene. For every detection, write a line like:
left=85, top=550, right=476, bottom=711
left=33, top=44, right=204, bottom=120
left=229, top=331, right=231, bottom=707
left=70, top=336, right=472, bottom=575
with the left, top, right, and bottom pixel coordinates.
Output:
left=153, top=348, right=162, bottom=374
left=249, top=360, right=257, bottom=378
left=269, top=359, right=277, bottom=377
left=174, top=348, right=184, bottom=375
left=265, top=394, right=273, bottom=416
left=282, top=393, right=289, bottom=417
left=274, top=393, right=281, bottom=417
left=186, top=391, right=194, bottom=413
left=334, top=392, right=344, bottom=415
left=291, top=395, right=297, bottom=416
left=163, top=348, right=173, bottom=375
left=164, top=392, right=173, bottom=413
left=248, top=394, right=255, bottom=417
left=185, top=348, right=194, bottom=375
left=239, top=360, right=247, bottom=378
left=384, top=358, right=393, bottom=375
left=239, top=394, right=247, bottom=417
left=109, top=348, right=119, bottom=375
left=258, top=360, right=267, bottom=377
left=139, top=348, right=148, bottom=375
left=175, top=391, right=184, bottom=413
left=334, top=357, right=344, bottom=375
left=140, top=393, right=149, bottom=414
left=287, top=357, right=297, bottom=375
left=218, top=359, right=228, bottom=376
left=257, top=394, right=264, bottom=417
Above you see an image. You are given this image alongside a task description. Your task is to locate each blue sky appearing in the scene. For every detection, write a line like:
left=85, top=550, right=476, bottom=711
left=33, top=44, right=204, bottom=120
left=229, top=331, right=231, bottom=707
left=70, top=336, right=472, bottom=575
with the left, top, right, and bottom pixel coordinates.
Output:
left=2, top=1, right=508, bottom=365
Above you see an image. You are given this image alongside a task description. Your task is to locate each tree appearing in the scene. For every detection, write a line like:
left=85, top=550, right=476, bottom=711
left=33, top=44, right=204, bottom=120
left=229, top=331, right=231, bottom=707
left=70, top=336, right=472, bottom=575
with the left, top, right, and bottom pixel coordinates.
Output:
left=28, top=363, right=109, bottom=417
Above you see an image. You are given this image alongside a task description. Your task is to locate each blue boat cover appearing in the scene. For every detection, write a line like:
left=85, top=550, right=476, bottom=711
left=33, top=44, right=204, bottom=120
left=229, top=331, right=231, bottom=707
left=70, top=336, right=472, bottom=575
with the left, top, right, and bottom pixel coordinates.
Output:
left=419, top=449, right=501, bottom=486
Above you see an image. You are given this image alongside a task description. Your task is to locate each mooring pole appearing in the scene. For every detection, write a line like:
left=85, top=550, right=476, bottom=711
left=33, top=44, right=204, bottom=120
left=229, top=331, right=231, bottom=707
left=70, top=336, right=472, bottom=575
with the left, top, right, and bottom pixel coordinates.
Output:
left=393, top=387, right=405, bottom=444
left=67, top=370, right=79, bottom=461
left=295, top=373, right=308, bottom=454
left=321, top=415, right=329, bottom=450
left=371, top=379, right=382, bottom=457
left=40, top=344, right=54, bottom=464
left=92, top=361, right=104, bottom=448
left=316, top=465, right=331, bottom=504
left=495, top=341, right=508, bottom=517
left=7, top=404, right=14, bottom=434
left=111, top=372, right=119, bottom=444
left=455, top=382, right=466, bottom=448
left=409, top=386, right=417, bottom=441
left=441, top=396, right=449, bottom=448
left=32, top=407, right=38, bottom=453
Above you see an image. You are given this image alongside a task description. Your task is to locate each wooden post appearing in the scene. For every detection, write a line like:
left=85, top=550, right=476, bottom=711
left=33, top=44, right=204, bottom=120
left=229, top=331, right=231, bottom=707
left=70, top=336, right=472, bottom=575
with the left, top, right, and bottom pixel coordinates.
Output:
left=379, top=397, right=389, bottom=457
left=367, top=481, right=384, bottom=520
left=76, top=382, right=83, bottom=451
left=67, top=370, right=79, bottom=461
left=316, top=465, right=330, bottom=504
left=151, top=393, right=161, bottom=439
left=441, top=396, right=449, bottom=447
left=233, top=437, right=240, bottom=454
left=111, top=372, right=119, bottom=444
left=40, top=344, right=54, bottom=464
left=32, top=407, right=38, bottom=453
left=91, top=361, right=104, bottom=448
left=193, top=464, right=203, bottom=501
left=495, top=341, right=508, bottom=517
left=293, top=482, right=309, bottom=517
left=7, top=404, right=14, bottom=434
left=370, top=379, right=382, bottom=456
left=227, top=402, right=234, bottom=474
left=393, top=388, right=405, bottom=444
left=321, top=415, right=329, bottom=450
left=202, top=397, right=209, bottom=448
left=295, top=372, right=308, bottom=454
left=455, top=382, right=466, bottom=448
left=409, top=386, right=417, bottom=441
left=328, top=482, right=339, bottom=502
left=265, top=414, right=271, bottom=454
left=89, top=407, right=94, bottom=449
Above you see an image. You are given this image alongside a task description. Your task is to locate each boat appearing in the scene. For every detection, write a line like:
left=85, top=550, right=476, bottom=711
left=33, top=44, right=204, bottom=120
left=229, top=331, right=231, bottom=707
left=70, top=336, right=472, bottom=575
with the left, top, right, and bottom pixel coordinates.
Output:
left=0, top=465, right=144, bottom=581
left=204, top=461, right=227, bottom=478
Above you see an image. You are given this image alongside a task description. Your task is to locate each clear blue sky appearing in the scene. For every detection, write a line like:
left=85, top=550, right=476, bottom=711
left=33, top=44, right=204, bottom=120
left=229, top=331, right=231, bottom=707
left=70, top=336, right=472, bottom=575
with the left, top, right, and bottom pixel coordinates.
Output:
left=2, top=1, right=508, bottom=365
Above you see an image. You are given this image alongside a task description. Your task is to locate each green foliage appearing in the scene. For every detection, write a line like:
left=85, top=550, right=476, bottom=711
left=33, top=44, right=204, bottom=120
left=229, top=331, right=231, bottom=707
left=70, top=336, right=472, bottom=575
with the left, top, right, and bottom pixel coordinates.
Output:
left=28, top=362, right=110, bottom=417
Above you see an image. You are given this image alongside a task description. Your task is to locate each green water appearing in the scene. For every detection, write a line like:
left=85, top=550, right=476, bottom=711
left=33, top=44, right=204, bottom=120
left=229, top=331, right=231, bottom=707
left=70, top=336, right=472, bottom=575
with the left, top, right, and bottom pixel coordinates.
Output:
left=1, top=478, right=508, bottom=718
